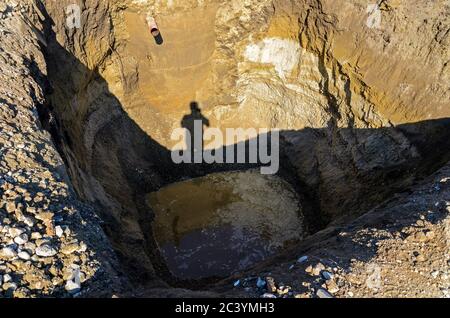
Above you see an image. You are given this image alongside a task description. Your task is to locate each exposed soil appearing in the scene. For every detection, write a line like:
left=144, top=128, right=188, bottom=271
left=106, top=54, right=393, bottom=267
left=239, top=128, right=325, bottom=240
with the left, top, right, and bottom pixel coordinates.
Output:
left=0, top=0, right=449, bottom=298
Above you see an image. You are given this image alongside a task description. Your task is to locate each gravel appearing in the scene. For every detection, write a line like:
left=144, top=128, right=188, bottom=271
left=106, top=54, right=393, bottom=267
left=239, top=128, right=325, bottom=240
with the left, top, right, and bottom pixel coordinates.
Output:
left=0, top=3, right=126, bottom=298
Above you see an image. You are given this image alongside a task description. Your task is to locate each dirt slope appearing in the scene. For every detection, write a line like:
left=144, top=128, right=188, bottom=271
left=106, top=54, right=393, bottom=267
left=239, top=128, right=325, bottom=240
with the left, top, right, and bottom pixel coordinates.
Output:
left=215, top=161, right=450, bottom=298
left=0, top=1, right=127, bottom=297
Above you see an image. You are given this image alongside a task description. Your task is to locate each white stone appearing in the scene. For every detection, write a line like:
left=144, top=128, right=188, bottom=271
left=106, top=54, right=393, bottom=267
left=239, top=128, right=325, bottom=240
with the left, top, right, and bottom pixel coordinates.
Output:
left=3, top=274, right=12, bottom=283
left=244, top=37, right=301, bottom=79
left=14, top=233, right=28, bottom=245
left=78, top=242, right=87, bottom=252
left=65, top=279, right=81, bottom=294
left=55, top=226, right=64, bottom=238
left=18, top=251, right=31, bottom=260
left=316, top=288, right=333, bottom=298
left=261, top=293, right=277, bottom=298
left=35, top=244, right=57, bottom=257
left=65, top=267, right=81, bottom=294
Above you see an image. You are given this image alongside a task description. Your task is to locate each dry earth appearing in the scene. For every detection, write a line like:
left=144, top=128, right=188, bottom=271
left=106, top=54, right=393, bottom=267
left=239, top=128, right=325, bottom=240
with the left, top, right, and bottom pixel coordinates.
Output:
left=0, top=0, right=449, bottom=298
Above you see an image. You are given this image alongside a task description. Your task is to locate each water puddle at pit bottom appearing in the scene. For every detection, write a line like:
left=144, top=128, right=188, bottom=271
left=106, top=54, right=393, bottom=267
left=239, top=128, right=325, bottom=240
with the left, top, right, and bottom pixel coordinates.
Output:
left=147, top=170, right=305, bottom=279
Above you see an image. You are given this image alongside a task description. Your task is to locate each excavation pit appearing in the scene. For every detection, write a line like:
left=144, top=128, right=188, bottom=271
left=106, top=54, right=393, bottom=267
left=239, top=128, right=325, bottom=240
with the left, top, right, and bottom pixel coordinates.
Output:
left=148, top=170, right=305, bottom=279
left=36, top=0, right=450, bottom=295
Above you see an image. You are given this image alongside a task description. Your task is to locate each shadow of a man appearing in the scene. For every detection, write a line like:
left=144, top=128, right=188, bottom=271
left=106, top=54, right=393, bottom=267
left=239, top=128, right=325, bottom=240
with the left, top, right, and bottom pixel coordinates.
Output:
left=181, top=102, right=210, bottom=162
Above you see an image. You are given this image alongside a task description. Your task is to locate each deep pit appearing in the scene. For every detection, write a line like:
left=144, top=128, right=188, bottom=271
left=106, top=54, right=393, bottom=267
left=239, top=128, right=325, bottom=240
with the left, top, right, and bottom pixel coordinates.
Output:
left=35, top=0, right=450, bottom=290
left=148, top=170, right=304, bottom=279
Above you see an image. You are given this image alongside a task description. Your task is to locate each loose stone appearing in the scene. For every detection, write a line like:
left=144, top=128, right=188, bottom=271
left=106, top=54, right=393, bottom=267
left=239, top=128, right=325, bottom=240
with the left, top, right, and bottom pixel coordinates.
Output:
left=265, top=277, right=277, bottom=292
left=261, top=293, right=277, bottom=298
left=14, top=233, right=28, bottom=245
left=55, top=226, right=64, bottom=238
left=257, top=277, right=266, bottom=288
left=322, top=271, right=333, bottom=280
left=316, top=288, right=333, bottom=298
left=35, top=244, right=57, bottom=257
left=297, top=256, right=308, bottom=263
left=18, top=251, right=31, bottom=260
left=0, top=247, right=16, bottom=259
left=61, top=244, right=79, bottom=255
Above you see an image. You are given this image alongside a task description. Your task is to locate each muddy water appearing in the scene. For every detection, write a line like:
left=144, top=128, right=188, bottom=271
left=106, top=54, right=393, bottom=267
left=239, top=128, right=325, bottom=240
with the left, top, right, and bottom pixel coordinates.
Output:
left=147, top=170, right=305, bottom=279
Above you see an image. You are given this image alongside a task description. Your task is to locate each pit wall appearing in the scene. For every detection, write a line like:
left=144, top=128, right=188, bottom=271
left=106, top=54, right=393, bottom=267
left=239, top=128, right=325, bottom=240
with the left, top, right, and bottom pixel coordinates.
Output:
left=0, top=1, right=126, bottom=297
left=40, top=0, right=450, bottom=283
